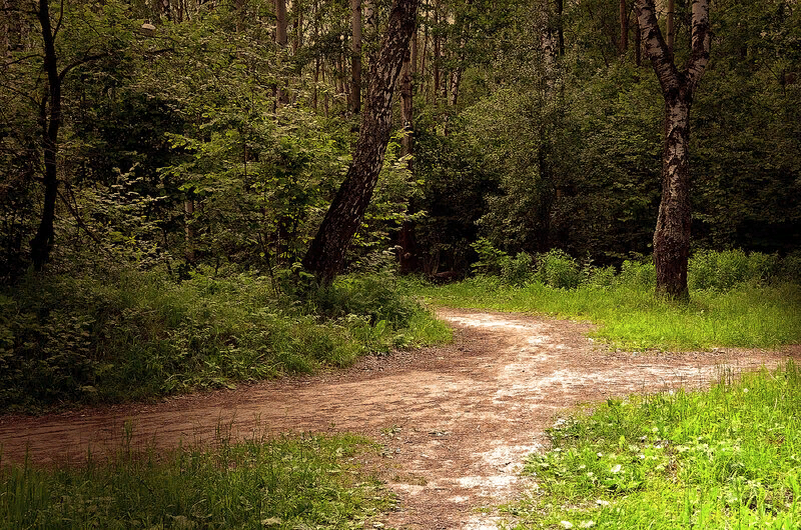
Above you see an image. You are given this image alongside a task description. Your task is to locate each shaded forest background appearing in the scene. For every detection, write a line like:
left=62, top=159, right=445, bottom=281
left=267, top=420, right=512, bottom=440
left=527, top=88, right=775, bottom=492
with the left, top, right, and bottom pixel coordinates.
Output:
left=1, top=0, right=799, bottom=281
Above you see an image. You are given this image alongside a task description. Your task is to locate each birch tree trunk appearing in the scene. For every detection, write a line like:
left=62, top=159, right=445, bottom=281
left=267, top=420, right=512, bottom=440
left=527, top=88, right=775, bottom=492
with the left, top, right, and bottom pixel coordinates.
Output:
left=303, top=0, right=420, bottom=284
left=635, top=0, right=710, bottom=299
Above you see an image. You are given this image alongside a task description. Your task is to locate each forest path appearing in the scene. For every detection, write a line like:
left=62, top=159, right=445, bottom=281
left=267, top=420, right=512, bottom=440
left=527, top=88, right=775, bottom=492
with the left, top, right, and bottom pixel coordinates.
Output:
left=0, top=308, right=796, bottom=529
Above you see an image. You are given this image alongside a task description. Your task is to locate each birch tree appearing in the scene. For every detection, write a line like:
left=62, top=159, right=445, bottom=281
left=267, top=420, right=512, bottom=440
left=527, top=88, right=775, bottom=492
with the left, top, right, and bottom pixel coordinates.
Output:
left=303, top=0, right=420, bottom=284
left=635, top=0, right=710, bottom=299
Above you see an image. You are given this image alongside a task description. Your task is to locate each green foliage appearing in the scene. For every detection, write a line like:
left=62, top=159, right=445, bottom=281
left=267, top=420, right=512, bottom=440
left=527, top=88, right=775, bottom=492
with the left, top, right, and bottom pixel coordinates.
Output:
left=471, top=237, right=509, bottom=276
left=503, top=252, right=536, bottom=287
left=689, top=249, right=780, bottom=291
left=505, top=362, right=801, bottom=529
left=414, top=252, right=801, bottom=351
left=535, top=250, right=581, bottom=290
left=0, top=268, right=449, bottom=413
left=0, top=432, right=394, bottom=529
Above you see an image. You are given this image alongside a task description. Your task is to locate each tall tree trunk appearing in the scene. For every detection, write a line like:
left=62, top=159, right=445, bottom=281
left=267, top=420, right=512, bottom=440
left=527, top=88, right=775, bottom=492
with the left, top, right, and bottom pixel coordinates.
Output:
left=350, top=0, right=362, bottom=114
left=432, top=0, right=440, bottom=104
left=635, top=0, right=710, bottom=299
left=303, top=0, right=420, bottom=284
left=398, top=32, right=416, bottom=273
left=30, top=0, right=61, bottom=271
left=619, top=0, right=628, bottom=53
left=634, top=12, right=641, bottom=66
left=274, top=0, right=288, bottom=105
left=555, top=0, right=564, bottom=56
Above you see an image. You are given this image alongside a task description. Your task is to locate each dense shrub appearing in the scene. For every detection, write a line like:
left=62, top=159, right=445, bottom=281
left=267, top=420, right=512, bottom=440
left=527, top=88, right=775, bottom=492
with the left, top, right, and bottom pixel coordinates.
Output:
left=535, top=250, right=581, bottom=289
left=688, top=249, right=779, bottom=291
left=0, top=268, right=448, bottom=413
left=617, top=258, right=657, bottom=288
left=502, top=252, right=535, bottom=286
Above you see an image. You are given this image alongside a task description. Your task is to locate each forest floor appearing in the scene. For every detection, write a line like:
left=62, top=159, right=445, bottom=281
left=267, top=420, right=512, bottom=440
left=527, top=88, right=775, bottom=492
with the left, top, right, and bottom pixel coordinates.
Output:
left=1, top=308, right=798, bottom=529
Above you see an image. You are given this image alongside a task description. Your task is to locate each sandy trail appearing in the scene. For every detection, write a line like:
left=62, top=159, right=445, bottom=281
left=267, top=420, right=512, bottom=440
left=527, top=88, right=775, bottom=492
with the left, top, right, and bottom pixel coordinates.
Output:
left=0, top=308, right=796, bottom=529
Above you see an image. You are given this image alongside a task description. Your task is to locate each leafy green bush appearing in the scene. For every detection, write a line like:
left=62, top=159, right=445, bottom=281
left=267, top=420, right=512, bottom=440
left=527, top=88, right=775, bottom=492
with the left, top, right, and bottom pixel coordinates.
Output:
left=535, top=249, right=581, bottom=289
left=0, top=268, right=449, bottom=413
left=618, top=258, right=656, bottom=288
left=304, top=271, right=419, bottom=328
left=778, top=250, right=801, bottom=284
left=502, top=252, right=535, bottom=286
left=689, top=249, right=779, bottom=291
left=470, top=237, right=509, bottom=276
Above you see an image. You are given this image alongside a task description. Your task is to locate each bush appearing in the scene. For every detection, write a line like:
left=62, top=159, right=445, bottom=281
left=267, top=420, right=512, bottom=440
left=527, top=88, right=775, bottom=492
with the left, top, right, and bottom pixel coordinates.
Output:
left=470, top=237, right=509, bottom=276
left=0, top=267, right=446, bottom=413
left=502, top=252, right=535, bottom=286
left=535, top=250, right=581, bottom=289
left=688, top=249, right=779, bottom=291
left=778, top=250, right=801, bottom=284
left=618, top=258, right=656, bottom=288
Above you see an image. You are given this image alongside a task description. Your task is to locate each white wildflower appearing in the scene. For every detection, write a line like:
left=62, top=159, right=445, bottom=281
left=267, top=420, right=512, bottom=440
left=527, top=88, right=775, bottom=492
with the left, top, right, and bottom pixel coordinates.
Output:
left=610, top=464, right=622, bottom=473
left=560, top=521, right=574, bottom=529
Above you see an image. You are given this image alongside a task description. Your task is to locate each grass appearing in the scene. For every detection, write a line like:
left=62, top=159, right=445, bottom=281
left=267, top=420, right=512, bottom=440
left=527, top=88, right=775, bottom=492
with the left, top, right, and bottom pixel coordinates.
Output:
left=0, top=268, right=452, bottom=413
left=413, top=277, right=801, bottom=351
left=502, top=361, right=801, bottom=529
left=0, top=431, right=394, bottom=529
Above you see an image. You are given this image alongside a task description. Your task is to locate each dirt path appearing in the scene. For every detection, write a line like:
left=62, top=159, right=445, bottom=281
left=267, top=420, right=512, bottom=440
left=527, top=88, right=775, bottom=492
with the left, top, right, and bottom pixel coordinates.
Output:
left=1, top=309, right=797, bottom=529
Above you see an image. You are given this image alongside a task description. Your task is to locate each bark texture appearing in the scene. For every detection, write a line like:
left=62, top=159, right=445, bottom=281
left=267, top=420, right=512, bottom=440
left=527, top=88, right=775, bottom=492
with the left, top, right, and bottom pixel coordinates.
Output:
left=635, top=0, right=710, bottom=299
left=350, top=0, right=362, bottom=114
left=30, top=0, right=61, bottom=271
left=303, top=0, right=420, bottom=284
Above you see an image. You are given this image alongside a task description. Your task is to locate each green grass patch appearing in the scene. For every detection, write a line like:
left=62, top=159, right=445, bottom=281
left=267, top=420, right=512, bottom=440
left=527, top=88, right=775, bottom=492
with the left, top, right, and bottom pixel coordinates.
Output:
left=413, top=277, right=801, bottom=351
left=502, top=361, right=801, bottom=529
left=0, top=268, right=451, bottom=413
left=0, top=432, right=393, bottom=529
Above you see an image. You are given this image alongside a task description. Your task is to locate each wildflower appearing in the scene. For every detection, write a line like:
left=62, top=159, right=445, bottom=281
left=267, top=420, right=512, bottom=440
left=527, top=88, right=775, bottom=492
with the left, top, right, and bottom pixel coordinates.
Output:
left=560, top=522, right=574, bottom=529
left=610, top=464, right=622, bottom=473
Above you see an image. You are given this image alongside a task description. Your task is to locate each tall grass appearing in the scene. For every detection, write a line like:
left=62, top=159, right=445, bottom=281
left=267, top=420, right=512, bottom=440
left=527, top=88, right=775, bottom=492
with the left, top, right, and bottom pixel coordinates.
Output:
left=0, top=268, right=451, bottom=413
left=504, top=361, right=801, bottom=529
left=0, top=432, right=393, bottom=529
left=414, top=253, right=801, bottom=351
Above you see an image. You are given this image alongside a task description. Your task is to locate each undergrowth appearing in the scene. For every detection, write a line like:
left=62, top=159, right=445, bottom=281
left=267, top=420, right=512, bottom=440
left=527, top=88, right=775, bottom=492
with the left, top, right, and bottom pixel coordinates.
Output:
left=0, top=431, right=393, bottom=529
left=503, top=361, right=801, bottom=529
left=0, top=268, right=451, bottom=413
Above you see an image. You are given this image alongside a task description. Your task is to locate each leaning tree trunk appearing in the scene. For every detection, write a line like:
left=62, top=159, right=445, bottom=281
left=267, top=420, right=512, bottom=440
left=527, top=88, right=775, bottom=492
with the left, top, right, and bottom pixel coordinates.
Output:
left=303, top=0, right=420, bottom=285
left=635, top=0, right=710, bottom=300
left=30, top=0, right=61, bottom=271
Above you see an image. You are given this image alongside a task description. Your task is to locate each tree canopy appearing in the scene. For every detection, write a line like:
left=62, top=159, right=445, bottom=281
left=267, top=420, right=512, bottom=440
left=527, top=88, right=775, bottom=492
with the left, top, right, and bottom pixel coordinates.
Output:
left=0, top=0, right=798, bottom=285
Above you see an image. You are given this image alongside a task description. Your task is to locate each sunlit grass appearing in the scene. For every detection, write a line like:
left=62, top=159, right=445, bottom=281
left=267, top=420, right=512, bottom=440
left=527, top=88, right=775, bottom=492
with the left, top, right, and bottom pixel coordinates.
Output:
left=0, top=432, right=393, bottom=529
left=414, top=278, right=801, bottom=351
left=502, top=361, right=801, bottom=529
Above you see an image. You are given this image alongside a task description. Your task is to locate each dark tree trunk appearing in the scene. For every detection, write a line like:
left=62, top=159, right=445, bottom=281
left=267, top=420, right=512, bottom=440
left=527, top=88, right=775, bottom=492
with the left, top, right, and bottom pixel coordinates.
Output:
left=303, top=0, right=420, bottom=284
left=619, top=0, right=628, bottom=53
left=350, top=0, right=362, bottom=114
left=30, top=0, right=61, bottom=271
left=635, top=0, right=710, bottom=300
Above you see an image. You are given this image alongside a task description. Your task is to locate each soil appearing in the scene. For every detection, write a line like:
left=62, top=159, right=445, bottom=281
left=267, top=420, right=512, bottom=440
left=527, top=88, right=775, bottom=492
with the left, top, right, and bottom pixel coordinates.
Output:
left=1, top=308, right=798, bottom=529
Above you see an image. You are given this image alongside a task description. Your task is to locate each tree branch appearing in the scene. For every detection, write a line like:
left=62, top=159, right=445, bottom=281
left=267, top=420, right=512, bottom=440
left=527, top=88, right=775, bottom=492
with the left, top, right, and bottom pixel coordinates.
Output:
left=58, top=51, right=108, bottom=82
left=634, top=0, right=680, bottom=95
left=687, top=0, right=711, bottom=91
